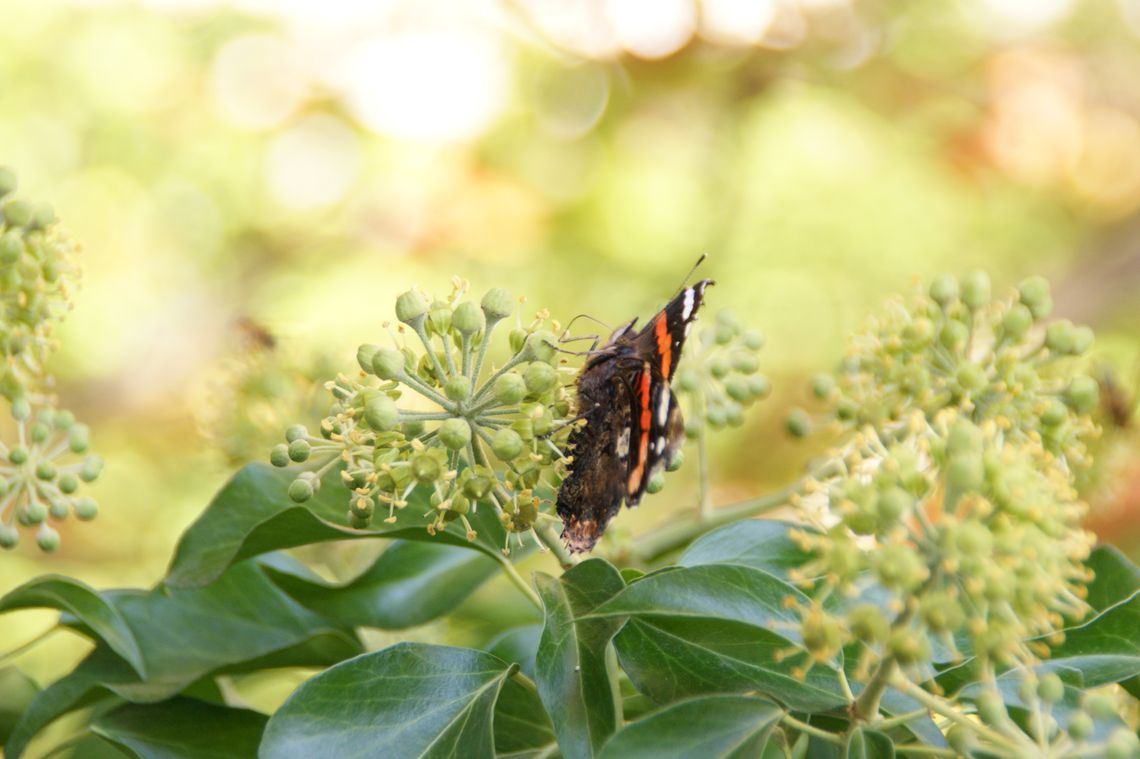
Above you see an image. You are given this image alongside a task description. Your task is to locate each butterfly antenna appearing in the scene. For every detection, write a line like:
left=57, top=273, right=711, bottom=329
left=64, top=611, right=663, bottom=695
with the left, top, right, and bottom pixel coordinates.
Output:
left=561, top=313, right=612, bottom=339
left=672, top=253, right=707, bottom=296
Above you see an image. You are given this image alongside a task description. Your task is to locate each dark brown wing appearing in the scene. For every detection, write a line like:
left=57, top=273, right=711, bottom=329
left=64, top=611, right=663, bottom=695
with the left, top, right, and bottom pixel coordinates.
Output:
left=556, top=356, right=634, bottom=553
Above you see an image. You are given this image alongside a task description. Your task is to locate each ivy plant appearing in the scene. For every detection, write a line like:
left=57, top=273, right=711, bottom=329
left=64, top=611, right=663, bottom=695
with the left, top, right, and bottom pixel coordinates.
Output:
left=1, top=171, right=1139, bottom=758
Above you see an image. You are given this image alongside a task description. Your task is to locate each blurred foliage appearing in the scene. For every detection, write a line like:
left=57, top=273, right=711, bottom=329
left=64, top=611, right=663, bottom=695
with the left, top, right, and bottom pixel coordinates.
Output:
left=5, top=0, right=1140, bottom=742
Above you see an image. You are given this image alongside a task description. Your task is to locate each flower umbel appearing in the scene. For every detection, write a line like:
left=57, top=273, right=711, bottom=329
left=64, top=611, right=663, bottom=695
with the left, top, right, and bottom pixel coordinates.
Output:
left=270, top=279, right=575, bottom=553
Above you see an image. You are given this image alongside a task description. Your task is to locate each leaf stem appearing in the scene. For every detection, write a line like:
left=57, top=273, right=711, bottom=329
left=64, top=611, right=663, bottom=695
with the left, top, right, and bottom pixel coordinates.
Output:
left=890, top=675, right=1025, bottom=754
left=412, top=322, right=450, bottom=384
left=782, top=714, right=841, bottom=744
left=535, top=522, right=574, bottom=570
left=893, top=746, right=957, bottom=757
left=495, top=552, right=542, bottom=610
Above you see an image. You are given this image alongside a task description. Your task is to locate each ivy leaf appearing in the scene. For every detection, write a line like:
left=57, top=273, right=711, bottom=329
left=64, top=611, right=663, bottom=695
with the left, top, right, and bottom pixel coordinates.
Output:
left=91, top=698, right=267, bottom=759
left=0, top=575, right=145, bottom=677
left=493, top=676, right=557, bottom=759
left=614, top=616, right=846, bottom=712
left=598, top=695, right=783, bottom=759
left=677, top=520, right=813, bottom=580
left=260, top=643, right=514, bottom=759
left=589, top=565, right=808, bottom=645
left=0, top=667, right=38, bottom=747
left=165, top=463, right=511, bottom=588
left=845, top=727, right=894, bottom=759
left=534, top=558, right=626, bottom=759
left=261, top=540, right=500, bottom=630
left=1084, top=545, right=1140, bottom=612
left=4, top=562, right=360, bottom=759
left=486, top=624, right=543, bottom=682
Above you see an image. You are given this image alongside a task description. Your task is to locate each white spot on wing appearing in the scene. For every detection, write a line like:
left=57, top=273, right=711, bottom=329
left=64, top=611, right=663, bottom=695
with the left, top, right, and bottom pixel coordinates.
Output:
left=616, top=427, right=630, bottom=458
left=655, top=436, right=665, bottom=452
left=656, top=387, right=670, bottom=425
left=681, top=287, right=695, bottom=320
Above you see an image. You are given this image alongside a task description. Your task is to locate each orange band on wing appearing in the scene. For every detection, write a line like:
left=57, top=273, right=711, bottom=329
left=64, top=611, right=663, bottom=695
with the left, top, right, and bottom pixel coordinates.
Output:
left=654, top=315, right=672, bottom=379
left=627, top=367, right=652, bottom=494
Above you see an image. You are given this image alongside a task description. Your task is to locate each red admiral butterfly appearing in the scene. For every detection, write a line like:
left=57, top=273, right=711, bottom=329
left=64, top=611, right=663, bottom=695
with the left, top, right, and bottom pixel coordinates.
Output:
left=557, top=279, right=713, bottom=553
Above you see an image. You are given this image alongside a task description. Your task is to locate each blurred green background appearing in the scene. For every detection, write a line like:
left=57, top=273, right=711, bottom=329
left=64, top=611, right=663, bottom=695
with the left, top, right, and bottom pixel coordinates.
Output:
left=5, top=0, right=1140, bottom=726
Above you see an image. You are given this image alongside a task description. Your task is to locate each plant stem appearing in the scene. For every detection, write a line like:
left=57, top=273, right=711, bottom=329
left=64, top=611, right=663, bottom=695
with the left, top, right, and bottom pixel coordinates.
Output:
left=890, top=675, right=1026, bottom=755
left=874, top=708, right=930, bottom=730
left=535, top=522, right=574, bottom=569
left=413, top=323, right=450, bottom=383
left=894, top=746, right=957, bottom=757
left=852, top=656, right=896, bottom=722
left=782, top=714, right=841, bottom=744
left=472, top=317, right=503, bottom=385
left=496, top=552, right=542, bottom=610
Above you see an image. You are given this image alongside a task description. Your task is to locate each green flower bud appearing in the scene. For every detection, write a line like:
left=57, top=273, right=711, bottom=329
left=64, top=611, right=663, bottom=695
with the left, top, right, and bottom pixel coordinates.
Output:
left=426, top=300, right=452, bottom=336
left=801, top=609, right=843, bottom=658
left=725, top=377, right=751, bottom=403
left=444, top=375, right=472, bottom=401
left=463, top=475, right=493, bottom=500
left=748, top=375, right=771, bottom=399
left=449, top=493, right=470, bottom=516
left=1045, top=320, right=1076, bottom=354
left=1064, top=375, right=1098, bottom=414
left=666, top=449, right=684, bottom=472
left=919, top=591, right=964, bottom=633
left=364, top=395, right=399, bottom=431
left=0, top=232, right=22, bottom=263
left=511, top=417, right=535, bottom=441
left=1067, top=712, right=1093, bottom=741
left=370, top=348, right=405, bottom=380
left=903, top=318, right=934, bottom=348
left=452, top=302, right=485, bottom=336
left=350, top=494, right=374, bottom=518
left=0, top=166, right=15, bottom=197
left=742, top=329, right=765, bottom=350
left=956, top=363, right=987, bottom=394
left=58, top=476, right=79, bottom=498
left=714, top=325, right=735, bottom=345
left=288, top=439, right=311, bottom=462
left=1001, top=303, right=1034, bottom=340
left=1040, top=400, right=1067, bottom=427
left=0, top=524, right=18, bottom=549
left=708, top=357, right=730, bottom=379
left=29, top=422, right=49, bottom=444
left=285, top=424, right=308, bottom=443
left=876, top=486, right=911, bottom=524
left=961, top=270, right=991, bottom=310
left=35, top=461, right=56, bottom=480
left=976, top=691, right=1006, bottom=726
left=68, top=424, right=90, bottom=453
left=494, top=372, right=527, bottom=405
left=947, top=452, right=984, bottom=494
left=492, top=428, right=524, bottom=461
left=524, top=362, right=558, bottom=394
left=675, top=368, right=700, bottom=393
left=929, top=274, right=959, bottom=306
left=1036, top=673, right=1064, bottom=704
left=356, top=344, right=379, bottom=373
left=11, top=398, right=30, bottom=421
left=74, top=497, right=98, bottom=520
left=509, top=328, right=527, bottom=354
left=946, top=419, right=982, bottom=455
left=1106, top=729, right=1140, bottom=759
left=522, top=330, right=557, bottom=364
left=873, top=544, right=928, bottom=591
left=786, top=409, right=811, bottom=438
left=1084, top=694, right=1117, bottom=721
left=80, top=455, right=103, bottom=483
left=19, top=501, right=46, bottom=525
left=811, top=374, right=835, bottom=400
left=847, top=604, right=888, bottom=644
left=706, top=404, right=726, bottom=428
left=439, top=418, right=472, bottom=450
left=49, top=498, right=69, bottom=519
left=1071, top=326, right=1094, bottom=355
left=9, top=445, right=28, bottom=465
left=645, top=470, right=665, bottom=494
left=1018, top=275, right=1052, bottom=317
left=939, top=320, right=968, bottom=352
left=3, top=200, right=33, bottom=227
left=270, top=443, right=290, bottom=467
left=412, top=453, right=442, bottom=484
left=36, top=526, right=60, bottom=552
left=481, top=287, right=513, bottom=320
left=30, top=204, right=55, bottom=229
left=395, top=289, right=429, bottom=324
left=886, top=628, right=931, bottom=665
left=288, top=478, right=314, bottom=502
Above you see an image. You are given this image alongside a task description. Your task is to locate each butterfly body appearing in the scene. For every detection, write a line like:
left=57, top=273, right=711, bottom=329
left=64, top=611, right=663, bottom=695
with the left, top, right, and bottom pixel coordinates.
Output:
left=557, top=280, right=712, bottom=553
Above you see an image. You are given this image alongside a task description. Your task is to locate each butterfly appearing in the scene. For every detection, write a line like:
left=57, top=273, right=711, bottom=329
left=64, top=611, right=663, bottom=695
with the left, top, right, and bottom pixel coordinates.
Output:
left=556, top=279, right=713, bottom=553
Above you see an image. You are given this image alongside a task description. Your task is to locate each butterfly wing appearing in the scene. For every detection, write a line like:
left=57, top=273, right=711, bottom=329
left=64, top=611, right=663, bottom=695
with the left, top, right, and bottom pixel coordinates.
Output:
left=624, top=280, right=712, bottom=505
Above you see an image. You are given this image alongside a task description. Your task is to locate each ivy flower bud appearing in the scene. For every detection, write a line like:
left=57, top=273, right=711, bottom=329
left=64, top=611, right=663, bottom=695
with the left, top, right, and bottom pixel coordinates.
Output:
left=1045, top=320, right=1076, bottom=354
left=847, top=604, right=888, bottom=644
left=74, top=497, right=98, bottom=520
left=3, top=200, right=32, bottom=227
left=285, top=424, right=308, bottom=443
left=960, top=270, right=991, bottom=310
left=481, top=287, right=513, bottom=321
left=412, top=453, right=442, bottom=484
left=492, top=429, right=524, bottom=461
left=288, top=439, right=311, bottom=462
left=356, top=344, right=379, bottom=374
left=786, top=409, right=812, bottom=438
left=0, top=166, right=15, bottom=197
left=444, top=376, right=472, bottom=401
left=1001, top=303, right=1033, bottom=340
left=364, top=394, right=399, bottom=431
left=426, top=301, right=452, bottom=336
left=494, top=372, right=527, bottom=405
left=811, top=374, right=835, bottom=400
left=1036, top=673, right=1064, bottom=704
left=36, top=526, right=60, bottom=552
left=1018, top=275, right=1053, bottom=319
left=395, top=289, right=429, bottom=325
left=886, top=628, right=931, bottom=665
left=452, top=302, right=485, bottom=336
left=371, top=348, right=405, bottom=380
left=524, top=362, right=557, bottom=394
left=929, top=274, right=959, bottom=306
left=439, top=418, right=472, bottom=450
left=522, top=330, right=558, bottom=364
left=288, top=478, right=314, bottom=503
left=9, top=446, right=27, bottom=465
left=270, top=443, right=290, bottom=467
left=1064, top=375, right=1099, bottom=414
left=1067, top=712, right=1093, bottom=740
left=0, top=524, right=18, bottom=548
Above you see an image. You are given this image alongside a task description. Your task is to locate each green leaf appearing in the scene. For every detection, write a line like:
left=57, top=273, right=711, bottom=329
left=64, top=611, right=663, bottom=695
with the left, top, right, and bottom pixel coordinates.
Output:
left=0, top=575, right=145, bottom=677
left=0, top=666, right=38, bottom=746
left=844, top=727, right=894, bottom=759
left=4, top=562, right=360, bottom=759
left=1085, top=544, right=1140, bottom=612
left=590, top=565, right=808, bottom=646
left=614, top=616, right=847, bottom=712
left=485, top=624, right=542, bottom=681
left=260, top=643, right=514, bottom=759
left=91, top=698, right=267, bottom=759
left=165, top=463, right=511, bottom=588
left=534, top=558, right=626, bottom=759
left=677, top=520, right=813, bottom=580
left=494, top=676, right=557, bottom=759
left=262, top=540, right=500, bottom=629
left=598, top=695, right=783, bottom=759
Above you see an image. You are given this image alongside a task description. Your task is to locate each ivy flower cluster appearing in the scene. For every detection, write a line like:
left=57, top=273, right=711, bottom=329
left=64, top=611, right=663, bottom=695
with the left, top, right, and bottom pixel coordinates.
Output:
left=782, top=273, right=1117, bottom=756
left=673, top=309, right=769, bottom=435
left=270, top=279, right=575, bottom=553
left=0, top=168, right=101, bottom=552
